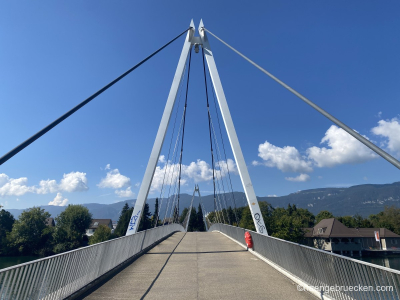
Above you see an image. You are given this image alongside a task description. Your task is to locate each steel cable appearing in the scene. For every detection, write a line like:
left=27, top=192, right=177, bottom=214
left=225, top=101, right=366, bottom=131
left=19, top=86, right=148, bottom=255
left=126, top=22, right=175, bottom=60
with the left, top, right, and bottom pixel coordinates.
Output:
left=176, top=48, right=193, bottom=222
left=155, top=59, right=187, bottom=227
left=0, top=27, right=192, bottom=166
left=207, top=72, right=240, bottom=225
left=203, top=27, right=400, bottom=171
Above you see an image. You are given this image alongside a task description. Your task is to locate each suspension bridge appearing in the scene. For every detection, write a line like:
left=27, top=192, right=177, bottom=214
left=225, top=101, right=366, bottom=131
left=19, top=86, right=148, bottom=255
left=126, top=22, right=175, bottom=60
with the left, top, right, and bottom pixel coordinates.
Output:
left=1, top=20, right=400, bottom=300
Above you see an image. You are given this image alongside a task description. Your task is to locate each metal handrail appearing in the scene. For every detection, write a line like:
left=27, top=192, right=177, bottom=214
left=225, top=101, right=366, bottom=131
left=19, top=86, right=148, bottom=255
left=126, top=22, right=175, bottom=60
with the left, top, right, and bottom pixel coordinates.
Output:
left=209, top=223, right=400, bottom=300
left=0, top=224, right=184, bottom=300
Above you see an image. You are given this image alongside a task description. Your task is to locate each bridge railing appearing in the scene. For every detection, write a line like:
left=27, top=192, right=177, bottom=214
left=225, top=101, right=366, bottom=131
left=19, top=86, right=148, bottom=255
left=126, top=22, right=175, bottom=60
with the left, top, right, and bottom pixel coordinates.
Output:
left=0, top=223, right=184, bottom=300
left=209, top=223, right=400, bottom=300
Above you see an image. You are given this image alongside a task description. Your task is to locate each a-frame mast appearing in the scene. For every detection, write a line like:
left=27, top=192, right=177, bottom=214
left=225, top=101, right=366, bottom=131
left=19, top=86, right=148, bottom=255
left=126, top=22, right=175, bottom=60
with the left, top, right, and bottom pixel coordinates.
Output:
left=198, top=20, right=268, bottom=235
left=126, top=19, right=268, bottom=236
left=126, top=21, right=195, bottom=235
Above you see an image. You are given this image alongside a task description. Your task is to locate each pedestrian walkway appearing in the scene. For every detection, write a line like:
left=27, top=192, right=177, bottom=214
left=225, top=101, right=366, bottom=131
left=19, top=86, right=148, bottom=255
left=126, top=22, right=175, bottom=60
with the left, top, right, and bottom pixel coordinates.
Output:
left=83, top=232, right=317, bottom=299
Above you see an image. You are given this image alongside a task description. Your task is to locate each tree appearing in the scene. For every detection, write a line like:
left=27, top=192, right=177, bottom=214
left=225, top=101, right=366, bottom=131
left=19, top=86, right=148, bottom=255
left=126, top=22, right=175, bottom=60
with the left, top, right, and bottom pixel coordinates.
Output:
left=369, top=206, right=400, bottom=234
left=114, top=206, right=133, bottom=237
left=238, top=206, right=256, bottom=231
left=315, top=210, right=334, bottom=224
left=207, top=211, right=217, bottom=223
left=179, top=207, right=189, bottom=224
left=197, top=204, right=206, bottom=232
left=287, top=204, right=293, bottom=216
left=227, top=207, right=236, bottom=225
left=10, top=207, right=50, bottom=255
left=138, top=203, right=152, bottom=231
left=0, top=209, right=15, bottom=233
left=89, top=225, right=111, bottom=245
left=221, top=208, right=229, bottom=224
left=121, top=203, right=130, bottom=217
left=152, top=198, right=159, bottom=227
left=259, top=201, right=274, bottom=233
left=187, top=208, right=198, bottom=232
left=337, top=216, right=355, bottom=228
left=172, top=206, right=179, bottom=224
left=0, top=208, right=15, bottom=255
left=336, top=214, right=373, bottom=229
left=353, top=214, right=373, bottom=228
left=272, top=215, right=304, bottom=243
left=267, top=204, right=314, bottom=243
left=54, top=205, right=92, bottom=253
left=293, top=208, right=315, bottom=228
left=39, top=226, right=55, bottom=256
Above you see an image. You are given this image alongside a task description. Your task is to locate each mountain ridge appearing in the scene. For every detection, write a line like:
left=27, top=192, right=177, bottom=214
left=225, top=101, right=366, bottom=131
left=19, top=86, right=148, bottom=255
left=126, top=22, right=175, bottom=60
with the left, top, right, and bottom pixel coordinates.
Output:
left=5, top=181, right=400, bottom=221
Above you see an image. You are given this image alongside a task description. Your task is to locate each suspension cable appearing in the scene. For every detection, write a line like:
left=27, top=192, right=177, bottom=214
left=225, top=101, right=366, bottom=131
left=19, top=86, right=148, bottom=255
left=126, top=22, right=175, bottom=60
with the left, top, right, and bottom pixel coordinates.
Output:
left=163, top=112, right=185, bottom=225
left=0, top=27, right=193, bottom=166
left=176, top=47, right=193, bottom=221
left=203, top=27, right=400, bottom=171
left=208, top=60, right=240, bottom=225
left=210, top=117, right=231, bottom=224
left=210, top=117, right=229, bottom=223
left=155, top=59, right=187, bottom=227
left=215, top=180, right=226, bottom=224
left=161, top=92, right=187, bottom=225
left=213, top=166, right=226, bottom=224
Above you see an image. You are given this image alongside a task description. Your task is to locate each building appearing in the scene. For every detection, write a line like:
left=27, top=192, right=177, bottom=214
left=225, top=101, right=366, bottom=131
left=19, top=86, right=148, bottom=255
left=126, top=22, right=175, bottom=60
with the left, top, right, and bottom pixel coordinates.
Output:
left=86, top=219, right=113, bottom=236
left=45, top=218, right=55, bottom=227
left=303, top=218, right=400, bottom=256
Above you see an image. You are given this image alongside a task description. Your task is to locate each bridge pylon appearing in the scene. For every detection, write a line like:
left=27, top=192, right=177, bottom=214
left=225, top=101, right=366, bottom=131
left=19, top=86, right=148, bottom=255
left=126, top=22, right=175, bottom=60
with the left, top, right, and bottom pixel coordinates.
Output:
left=126, top=19, right=268, bottom=236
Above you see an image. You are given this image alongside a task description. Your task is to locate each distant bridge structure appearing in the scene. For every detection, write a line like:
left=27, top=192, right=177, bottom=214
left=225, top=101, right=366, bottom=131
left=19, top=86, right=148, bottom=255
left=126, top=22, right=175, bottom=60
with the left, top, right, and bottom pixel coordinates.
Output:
left=1, top=20, right=400, bottom=300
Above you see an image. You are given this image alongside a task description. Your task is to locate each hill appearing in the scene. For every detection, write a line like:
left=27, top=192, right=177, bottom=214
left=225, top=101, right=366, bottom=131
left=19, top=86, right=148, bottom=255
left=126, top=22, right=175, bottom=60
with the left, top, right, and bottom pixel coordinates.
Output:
left=6, top=182, right=400, bottom=221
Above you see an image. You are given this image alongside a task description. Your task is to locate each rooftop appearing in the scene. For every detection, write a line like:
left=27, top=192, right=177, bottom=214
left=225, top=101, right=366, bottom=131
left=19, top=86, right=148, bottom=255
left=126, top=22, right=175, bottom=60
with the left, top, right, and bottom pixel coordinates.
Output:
left=304, top=218, right=400, bottom=239
left=88, top=219, right=113, bottom=229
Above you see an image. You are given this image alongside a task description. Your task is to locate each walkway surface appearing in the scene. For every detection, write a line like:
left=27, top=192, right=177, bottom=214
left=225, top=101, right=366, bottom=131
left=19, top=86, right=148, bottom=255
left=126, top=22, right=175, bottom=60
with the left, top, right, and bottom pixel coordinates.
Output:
left=83, top=232, right=317, bottom=300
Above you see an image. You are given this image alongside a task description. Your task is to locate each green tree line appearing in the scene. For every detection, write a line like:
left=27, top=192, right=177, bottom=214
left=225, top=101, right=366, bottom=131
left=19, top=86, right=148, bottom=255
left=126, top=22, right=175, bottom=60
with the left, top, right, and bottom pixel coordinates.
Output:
left=0, top=205, right=92, bottom=256
left=207, top=203, right=400, bottom=243
left=0, top=199, right=158, bottom=257
left=2, top=201, right=399, bottom=256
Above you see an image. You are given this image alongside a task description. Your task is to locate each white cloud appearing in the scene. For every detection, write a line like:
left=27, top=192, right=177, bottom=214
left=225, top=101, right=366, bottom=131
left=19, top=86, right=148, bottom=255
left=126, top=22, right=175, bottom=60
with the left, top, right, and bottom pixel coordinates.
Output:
left=98, top=169, right=131, bottom=189
left=48, top=193, right=68, bottom=206
left=0, top=172, right=88, bottom=198
left=253, top=125, right=382, bottom=182
left=371, top=118, right=400, bottom=157
left=36, top=172, right=88, bottom=194
left=0, top=174, right=33, bottom=197
left=115, top=187, right=135, bottom=198
left=268, top=195, right=278, bottom=197
left=59, top=172, right=88, bottom=192
left=35, top=179, right=59, bottom=194
left=377, top=111, right=382, bottom=118
left=185, top=160, right=214, bottom=182
left=150, top=158, right=237, bottom=192
left=134, top=182, right=140, bottom=187
left=307, top=125, right=378, bottom=168
left=285, top=174, right=310, bottom=182
left=158, top=155, right=166, bottom=164
left=105, top=164, right=111, bottom=170
left=254, top=141, right=313, bottom=173
left=16, top=198, right=20, bottom=202
left=215, top=159, right=238, bottom=176
left=151, top=161, right=185, bottom=192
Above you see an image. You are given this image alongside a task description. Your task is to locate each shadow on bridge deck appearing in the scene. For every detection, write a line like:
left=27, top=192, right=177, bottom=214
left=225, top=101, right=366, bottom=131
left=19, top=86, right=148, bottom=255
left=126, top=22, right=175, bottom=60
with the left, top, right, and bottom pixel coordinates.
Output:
left=82, top=232, right=317, bottom=300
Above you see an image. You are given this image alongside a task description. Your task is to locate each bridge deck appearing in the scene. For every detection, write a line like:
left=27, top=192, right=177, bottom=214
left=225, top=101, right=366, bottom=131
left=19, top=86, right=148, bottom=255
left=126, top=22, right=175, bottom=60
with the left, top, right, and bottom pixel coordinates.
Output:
left=83, top=232, right=316, bottom=300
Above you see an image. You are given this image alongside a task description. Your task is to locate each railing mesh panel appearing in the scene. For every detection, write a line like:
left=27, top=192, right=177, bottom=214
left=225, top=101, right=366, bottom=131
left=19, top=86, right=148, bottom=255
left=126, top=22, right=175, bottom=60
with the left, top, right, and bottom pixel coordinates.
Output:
left=209, top=223, right=400, bottom=300
left=0, top=224, right=184, bottom=300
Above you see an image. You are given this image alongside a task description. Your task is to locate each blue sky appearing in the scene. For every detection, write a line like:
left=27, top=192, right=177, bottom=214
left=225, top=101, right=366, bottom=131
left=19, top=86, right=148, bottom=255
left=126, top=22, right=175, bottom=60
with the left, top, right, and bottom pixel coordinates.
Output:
left=1, top=1, right=400, bottom=210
